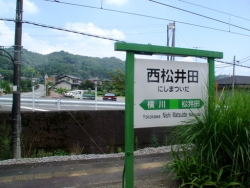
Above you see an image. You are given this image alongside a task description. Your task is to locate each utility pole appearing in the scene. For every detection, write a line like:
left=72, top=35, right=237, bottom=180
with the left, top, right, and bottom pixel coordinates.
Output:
left=167, top=26, right=169, bottom=61
left=12, top=0, right=23, bottom=159
left=171, top=22, right=175, bottom=61
left=167, top=22, right=175, bottom=61
left=232, top=56, right=235, bottom=96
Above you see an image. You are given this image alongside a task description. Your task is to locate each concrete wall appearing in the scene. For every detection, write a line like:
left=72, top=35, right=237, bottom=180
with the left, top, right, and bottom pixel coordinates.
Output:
left=0, top=111, right=176, bottom=154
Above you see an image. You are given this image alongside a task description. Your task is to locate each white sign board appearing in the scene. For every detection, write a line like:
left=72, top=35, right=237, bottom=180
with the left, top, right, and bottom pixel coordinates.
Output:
left=134, top=58, right=208, bottom=128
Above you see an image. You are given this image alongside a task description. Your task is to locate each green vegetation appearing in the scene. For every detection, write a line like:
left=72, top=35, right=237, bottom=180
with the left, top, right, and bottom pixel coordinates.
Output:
left=151, top=135, right=160, bottom=148
left=108, top=68, right=125, bottom=95
left=166, top=90, right=250, bottom=187
left=69, top=142, right=84, bottom=155
left=55, top=87, right=67, bottom=94
left=0, top=121, right=12, bottom=160
left=1, top=48, right=126, bottom=95
left=54, top=149, right=68, bottom=156
left=1, top=80, right=11, bottom=93
left=117, top=147, right=123, bottom=153
left=0, top=48, right=125, bottom=81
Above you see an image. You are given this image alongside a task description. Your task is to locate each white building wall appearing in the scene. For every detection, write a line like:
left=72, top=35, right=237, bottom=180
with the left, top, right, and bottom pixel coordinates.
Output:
left=56, top=82, right=71, bottom=90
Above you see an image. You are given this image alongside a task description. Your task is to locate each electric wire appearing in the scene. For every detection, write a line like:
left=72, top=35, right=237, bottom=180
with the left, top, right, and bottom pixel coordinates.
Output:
left=215, top=60, right=250, bottom=69
left=0, top=18, right=126, bottom=42
left=178, top=0, right=250, bottom=22
left=238, top=55, right=250, bottom=62
left=149, top=0, right=250, bottom=32
left=40, top=0, right=250, bottom=38
left=61, top=104, right=106, bottom=154
left=239, top=58, right=250, bottom=64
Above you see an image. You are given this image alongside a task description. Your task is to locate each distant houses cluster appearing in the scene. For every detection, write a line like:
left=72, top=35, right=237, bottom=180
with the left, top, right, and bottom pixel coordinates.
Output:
left=52, top=75, right=101, bottom=90
left=21, top=75, right=250, bottom=91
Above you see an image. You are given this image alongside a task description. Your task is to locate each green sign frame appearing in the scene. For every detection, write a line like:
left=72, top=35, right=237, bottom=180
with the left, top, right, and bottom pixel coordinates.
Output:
left=114, top=42, right=223, bottom=188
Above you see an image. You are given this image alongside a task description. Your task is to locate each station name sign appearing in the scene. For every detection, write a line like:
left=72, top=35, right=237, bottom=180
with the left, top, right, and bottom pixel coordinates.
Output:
left=134, top=58, right=208, bottom=128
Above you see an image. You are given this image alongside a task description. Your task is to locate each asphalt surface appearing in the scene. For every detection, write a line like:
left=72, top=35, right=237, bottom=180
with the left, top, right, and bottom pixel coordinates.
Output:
left=0, top=153, right=172, bottom=188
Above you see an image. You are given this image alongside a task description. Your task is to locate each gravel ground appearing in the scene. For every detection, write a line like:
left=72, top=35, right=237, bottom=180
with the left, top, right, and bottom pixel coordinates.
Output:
left=0, top=146, right=182, bottom=188
left=0, top=146, right=181, bottom=166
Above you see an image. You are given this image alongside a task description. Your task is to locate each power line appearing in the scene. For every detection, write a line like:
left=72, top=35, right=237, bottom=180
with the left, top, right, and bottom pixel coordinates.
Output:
left=2, top=18, right=250, bottom=70
left=0, top=31, right=167, bottom=37
left=179, top=0, right=250, bottom=22
left=149, top=0, right=250, bottom=32
left=215, top=60, right=250, bottom=69
left=239, top=58, right=250, bottom=64
left=40, top=0, right=250, bottom=38
left=0, top=18, right=126, bottom=42
left=238, top=55, right=250, bottom=62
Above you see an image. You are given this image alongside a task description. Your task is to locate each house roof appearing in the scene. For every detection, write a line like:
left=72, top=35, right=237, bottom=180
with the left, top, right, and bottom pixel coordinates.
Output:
left=217, top=76, right=250, bottom=85
left=55, top=80, right=80, bottom=85
left=57, top=75, right=81, bottom=80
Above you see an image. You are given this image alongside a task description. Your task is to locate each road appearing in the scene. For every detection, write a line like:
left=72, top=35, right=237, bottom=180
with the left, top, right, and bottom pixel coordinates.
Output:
left=0, top=85, right=125, bottom=112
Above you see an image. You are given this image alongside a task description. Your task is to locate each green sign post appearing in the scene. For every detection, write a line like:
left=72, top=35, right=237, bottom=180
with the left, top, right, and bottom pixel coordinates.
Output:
left=114, top=42, right=223, bottom=188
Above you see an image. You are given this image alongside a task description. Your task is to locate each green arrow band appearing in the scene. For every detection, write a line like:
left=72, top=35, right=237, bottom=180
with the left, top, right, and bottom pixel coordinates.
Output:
left=139, top=99, right=204, bottom=110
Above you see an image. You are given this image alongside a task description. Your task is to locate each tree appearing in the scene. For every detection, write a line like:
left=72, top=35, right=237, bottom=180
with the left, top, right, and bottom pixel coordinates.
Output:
left=79, top=80, right=95, bottom=90
left=108, top=69, right=125, bottom=93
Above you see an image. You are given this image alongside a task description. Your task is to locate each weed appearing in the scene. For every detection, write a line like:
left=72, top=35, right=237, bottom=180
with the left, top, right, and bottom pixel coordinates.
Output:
left=54, top=149, right=68, bottom=156
left=21, top=135, right=39, bottom=158
left=69, top=142, right=84, bottom=155
left=36, top=149, right=53, bottom=158
left=0, top=121, right=11, bottom=160
left=166, top=90, right=250, bottom=187
left=117, top=146, right=123, bottom=153
left=151, top=135, right=160, bottom=148
left=135, top=136, right=139, bottom=151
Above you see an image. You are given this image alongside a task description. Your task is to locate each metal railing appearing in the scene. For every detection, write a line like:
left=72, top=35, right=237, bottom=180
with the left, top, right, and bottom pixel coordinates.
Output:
left=0, top=97, right=125, bottom=111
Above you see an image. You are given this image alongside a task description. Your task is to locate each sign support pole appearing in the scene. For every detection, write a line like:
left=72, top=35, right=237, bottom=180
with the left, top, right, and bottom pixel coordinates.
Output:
left=208, top=58, right=215, bottom=115
left=124, top=51, right=135, bottom=188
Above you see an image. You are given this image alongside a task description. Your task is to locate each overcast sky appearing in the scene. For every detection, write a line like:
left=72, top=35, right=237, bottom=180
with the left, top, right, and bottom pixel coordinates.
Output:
left=0, top=0, right=250, bottom=76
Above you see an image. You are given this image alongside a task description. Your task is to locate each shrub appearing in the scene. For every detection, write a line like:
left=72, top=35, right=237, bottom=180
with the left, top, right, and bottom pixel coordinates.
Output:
left=69, top=142, right=84, bottom=155
left=54, top=149, right=68, bottom=156
left=0, top=121, right=12, bottom=160
left=166, top=90, right=250, bottom=187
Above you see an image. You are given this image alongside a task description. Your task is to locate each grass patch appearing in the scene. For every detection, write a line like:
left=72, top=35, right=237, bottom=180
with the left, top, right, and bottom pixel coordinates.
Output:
left=0, top=121, right=12, bottom=160
left=166, top=90, right=250, bottom=187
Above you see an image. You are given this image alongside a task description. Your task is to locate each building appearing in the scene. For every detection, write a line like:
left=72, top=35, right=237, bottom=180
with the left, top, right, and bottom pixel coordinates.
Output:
left=54, top=75, right=81, bottom=90
left=217, top=75, right=250, bottom=89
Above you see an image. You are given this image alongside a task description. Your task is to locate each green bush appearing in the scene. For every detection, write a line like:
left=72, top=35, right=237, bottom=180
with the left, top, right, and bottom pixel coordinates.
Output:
left=2, top=81, right=11, bottom=93
left=166, top=90, right=250, bottom=187
left=56, top=87, right=67, bottom=94
left=0, top=121, right=12, bottom=160
left=54, top=149, right=68, bottom=156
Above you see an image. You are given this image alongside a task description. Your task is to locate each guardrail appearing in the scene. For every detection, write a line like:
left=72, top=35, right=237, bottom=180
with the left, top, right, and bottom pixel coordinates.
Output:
left=0, top=97, right=125, bottom=111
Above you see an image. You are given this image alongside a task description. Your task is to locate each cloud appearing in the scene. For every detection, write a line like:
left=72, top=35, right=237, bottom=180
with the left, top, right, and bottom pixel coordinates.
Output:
left=0, top=0, right=15, bottom=14
left=0, top=21, right=15, bottom=46
left=0, top=21, right=126, bottom=59
left=178, top=56, right=195, bottom=62
left=26, top=22, right=126, bottom=59
left=0, top=0, right=38, bottom=14
left=24, top=0, right=39, bottom=14
left=64, top=22, right=125, bottom=41
left=51, top=22, right=126, bottom=58
left=105, top=0, right=128, bottom=6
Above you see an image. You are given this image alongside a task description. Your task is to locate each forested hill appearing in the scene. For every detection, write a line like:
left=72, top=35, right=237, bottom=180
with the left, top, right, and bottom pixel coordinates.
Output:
left=0, top=48, right=125, bottom=82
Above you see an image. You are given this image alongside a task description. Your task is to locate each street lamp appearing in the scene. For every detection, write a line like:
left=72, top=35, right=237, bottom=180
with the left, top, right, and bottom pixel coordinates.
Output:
left=32, top=78, right=35, bottom=112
